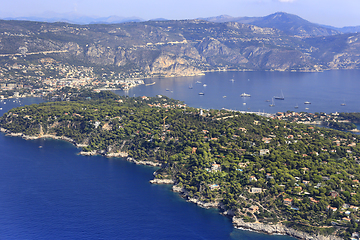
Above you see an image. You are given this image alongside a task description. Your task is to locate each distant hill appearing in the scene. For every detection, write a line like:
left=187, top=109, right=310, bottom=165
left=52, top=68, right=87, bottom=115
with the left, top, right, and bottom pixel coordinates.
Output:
left=2, top=12, right=144, bottom=25
left=247, top=12, right=341, bottom=37
left=335, top=26, right=360, bottom=34
left=4, top=12, right=360, bottom=35
left=199, top=15, right=262, bottom=24
left=202, top=12, right=341, bottom=37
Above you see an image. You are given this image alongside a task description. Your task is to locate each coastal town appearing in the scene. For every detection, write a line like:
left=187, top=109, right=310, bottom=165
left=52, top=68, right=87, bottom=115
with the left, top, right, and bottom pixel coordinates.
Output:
left=0, top=59, right=145, bottom=99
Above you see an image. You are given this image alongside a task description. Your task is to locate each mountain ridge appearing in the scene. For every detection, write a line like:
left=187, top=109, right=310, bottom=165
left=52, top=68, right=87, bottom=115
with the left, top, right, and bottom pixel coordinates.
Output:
left=3, top=11, right=360, bottom=34
left=0, top=18, right=360, bottom=78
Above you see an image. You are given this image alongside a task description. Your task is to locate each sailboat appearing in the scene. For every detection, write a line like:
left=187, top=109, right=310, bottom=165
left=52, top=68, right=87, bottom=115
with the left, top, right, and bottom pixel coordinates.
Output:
left=189, top=84, right=193, bottom=89
left=274, top=90, right=284, bottom=100
left=240, top=93, right=251, bottom=97
left=269, top=98, right=275, bottom=107
left=294, top=104, right=299, bottom=109
left=341, top=99, right=346, bottom=106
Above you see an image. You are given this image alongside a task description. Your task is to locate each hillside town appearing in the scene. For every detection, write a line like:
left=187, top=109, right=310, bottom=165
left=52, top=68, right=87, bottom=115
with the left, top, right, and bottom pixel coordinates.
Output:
left=0, top=59, right=144, bottom=99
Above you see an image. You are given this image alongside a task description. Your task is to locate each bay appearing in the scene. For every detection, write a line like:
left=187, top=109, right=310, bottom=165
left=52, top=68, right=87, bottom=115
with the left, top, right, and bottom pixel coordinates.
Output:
left=116, top=70, right=360, bottom=114
left=1, top=69, right=360, bottom=239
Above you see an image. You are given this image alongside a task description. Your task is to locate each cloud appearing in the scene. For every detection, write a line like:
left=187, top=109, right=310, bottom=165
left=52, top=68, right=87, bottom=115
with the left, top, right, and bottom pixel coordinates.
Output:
left=278, top=0, right=296, bottom=2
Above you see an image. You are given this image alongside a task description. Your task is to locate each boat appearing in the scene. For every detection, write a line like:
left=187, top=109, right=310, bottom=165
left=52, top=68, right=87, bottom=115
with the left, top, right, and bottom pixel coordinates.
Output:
left=269, top=98, right=275, bottom=107
left=304, top=101, right=311, bottom=104
left=274, top=90, right=284, bottom=100
left=265, top=100, right=270, bottom=102
left=341, top=103, right=346, bottom=106
left=223, top=96, right=227, bottom=98
left=145, top=82, right=156, bottom=86
left=203, top=84, right=207, bottom=87
left=189, top=84, right=193, bottom=89
left=240, top=93, right=251, bottom=97
left=230, top=79, right=235, bottom=82
left=196, top=81, right=201, bottom=84
left=198, top=92, right=204, bottom=95
left=294, top=104, right=299, bottom=109
left=166, top=88, right=170, bottom=91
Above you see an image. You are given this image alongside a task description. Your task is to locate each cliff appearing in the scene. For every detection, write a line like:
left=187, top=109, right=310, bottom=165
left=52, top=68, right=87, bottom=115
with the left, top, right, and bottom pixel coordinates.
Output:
left=1, top=19, right=360, bottom=77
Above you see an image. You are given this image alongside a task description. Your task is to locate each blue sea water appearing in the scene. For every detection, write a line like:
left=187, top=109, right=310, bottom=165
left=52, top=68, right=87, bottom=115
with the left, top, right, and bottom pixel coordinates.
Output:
left=1, top=70, right=360, bottom=239
left=116, top=69, right=360, bottom=114
left=0, top=97, right=294, bottom=240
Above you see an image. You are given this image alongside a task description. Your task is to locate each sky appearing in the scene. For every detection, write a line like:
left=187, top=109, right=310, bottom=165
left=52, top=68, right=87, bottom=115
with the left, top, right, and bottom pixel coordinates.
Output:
left=0, top=0, right=360, bottom=27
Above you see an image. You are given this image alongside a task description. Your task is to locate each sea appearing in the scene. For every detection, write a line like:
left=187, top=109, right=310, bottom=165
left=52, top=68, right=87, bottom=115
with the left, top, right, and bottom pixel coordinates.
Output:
left=0, top=69, right=360, bottom=239
left=117, top=70, right=360, bottom=114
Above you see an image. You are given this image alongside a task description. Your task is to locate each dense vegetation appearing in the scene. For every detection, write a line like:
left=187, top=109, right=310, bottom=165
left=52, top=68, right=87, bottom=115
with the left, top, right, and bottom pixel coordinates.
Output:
left=1, top=93, right=360, bottom=239
left=340, top=113, right=360, bottom=123
left=328, top=121, right=357, bottom=131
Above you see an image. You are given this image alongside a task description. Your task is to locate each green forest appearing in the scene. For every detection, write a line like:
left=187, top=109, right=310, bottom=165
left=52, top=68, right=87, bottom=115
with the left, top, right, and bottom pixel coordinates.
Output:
left=1, top=91, right=360, bottom=239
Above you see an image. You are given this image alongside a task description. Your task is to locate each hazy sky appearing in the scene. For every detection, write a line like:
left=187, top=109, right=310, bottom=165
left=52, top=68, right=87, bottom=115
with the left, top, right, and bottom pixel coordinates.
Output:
left=1, top=0, right=359, bottom=27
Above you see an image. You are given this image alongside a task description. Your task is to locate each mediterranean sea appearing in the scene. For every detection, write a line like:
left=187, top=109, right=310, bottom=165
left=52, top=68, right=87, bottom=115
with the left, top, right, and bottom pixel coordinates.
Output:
left=1, top=69, right=360, bottom=239
left=116, top=70, right=360, bottom=114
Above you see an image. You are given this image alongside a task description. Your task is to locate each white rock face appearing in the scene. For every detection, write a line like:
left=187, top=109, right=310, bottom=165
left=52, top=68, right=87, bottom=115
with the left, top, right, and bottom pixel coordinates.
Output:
left=232, top=217, right=342, bottom=240
left=149, top=179, right=174, bottom=184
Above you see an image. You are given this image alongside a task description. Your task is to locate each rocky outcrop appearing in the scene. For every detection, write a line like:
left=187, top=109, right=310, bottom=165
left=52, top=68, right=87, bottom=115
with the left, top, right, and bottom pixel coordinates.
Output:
left=172, top=185, right=184, bottom=193
left=187, top=198, right=219, bottom=209
left=126, top=157, right=162, bottom=167
left=149, top=179, right=174, bottom=184
left=149, top=53, right=203, bottom=77
left=232, top=217, right=342, bottom=240
left=86, top=44, right=116, bottom=65
left=105, top=151, right=128, bottom=158
left=170, top=184, right=219, bottom=209
left=2, top=130, right=77, bottom=144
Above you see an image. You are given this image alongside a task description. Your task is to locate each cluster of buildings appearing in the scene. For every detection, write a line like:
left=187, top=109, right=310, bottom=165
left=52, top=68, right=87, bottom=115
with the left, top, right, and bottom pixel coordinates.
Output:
left=0, top=60, right=145, bottom=99
left=274, top=111, right=350, bottom=126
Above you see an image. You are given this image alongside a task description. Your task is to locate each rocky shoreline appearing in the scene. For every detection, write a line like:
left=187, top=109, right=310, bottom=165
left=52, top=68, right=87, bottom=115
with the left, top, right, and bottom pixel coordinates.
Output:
left=151, top=181, right=343, bottom=240
left=0, top=128, right=77, bottom=143
left=232, top=218, right=342, bottom=240
left=0, top=128, right=164, bottom=167
left=0, top=128, right=344, bottom=240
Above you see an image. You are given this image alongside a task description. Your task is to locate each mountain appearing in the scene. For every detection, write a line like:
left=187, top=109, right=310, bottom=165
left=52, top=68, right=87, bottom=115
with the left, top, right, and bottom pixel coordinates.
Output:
left=203, top=12, right=341, bottom=37
left=336, top=26, right=360, bottom=34
left=0, top=19, right=360, bottom=77
left=247, top=12, right=341, bottom=37
left=2, top=12, right=144, bottom=25
left=200, top=15, right=262, bottom=24
left=4, top=12, right=358, bottom=35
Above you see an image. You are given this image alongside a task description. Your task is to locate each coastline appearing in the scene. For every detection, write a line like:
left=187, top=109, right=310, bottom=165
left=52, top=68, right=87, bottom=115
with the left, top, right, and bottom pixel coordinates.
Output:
left=232, top=218, right=342, bottom=240
left=0, top=127, right=345, bottom=240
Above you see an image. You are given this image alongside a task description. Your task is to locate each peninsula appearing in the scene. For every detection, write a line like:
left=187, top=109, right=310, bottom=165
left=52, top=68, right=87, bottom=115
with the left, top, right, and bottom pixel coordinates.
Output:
left=1, top=91, right=360, bottom=240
